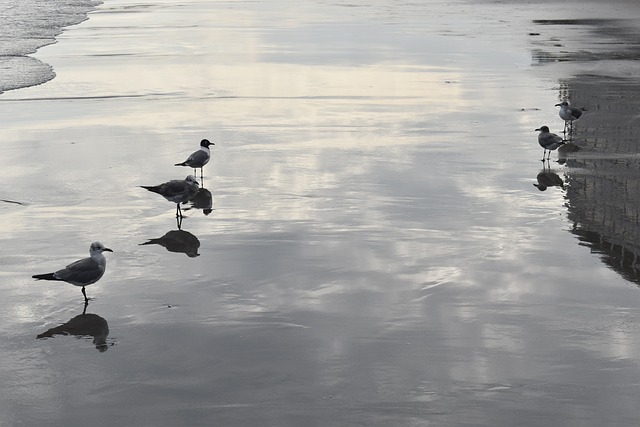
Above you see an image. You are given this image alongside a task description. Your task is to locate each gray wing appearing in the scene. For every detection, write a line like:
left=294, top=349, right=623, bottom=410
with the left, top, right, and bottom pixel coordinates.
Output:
left=185, top=150, right=209, bottom=167
left=54, top=257, right=105, bottom=286
left=159, top=180, right=193, bottom=203
left=160, top=180, right=189, bottom=196
left=569, top=106, right=582, bottom=119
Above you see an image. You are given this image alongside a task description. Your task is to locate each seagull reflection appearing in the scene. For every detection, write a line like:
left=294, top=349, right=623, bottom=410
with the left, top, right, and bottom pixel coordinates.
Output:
left=533, top=162, right=564, bottom=191
left=556, top=141, right=581, bottom=165
left=140, top=229, right=201, bottom=257
left=185, top=187, right=213, bottom=215
left=37, top=303, right=111, bottom=352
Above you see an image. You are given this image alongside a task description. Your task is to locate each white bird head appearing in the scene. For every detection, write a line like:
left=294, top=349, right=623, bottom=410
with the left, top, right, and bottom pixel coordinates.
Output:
left=90, top=241, right=113, bottom=255
left=185, top=175, right=200, bottom=186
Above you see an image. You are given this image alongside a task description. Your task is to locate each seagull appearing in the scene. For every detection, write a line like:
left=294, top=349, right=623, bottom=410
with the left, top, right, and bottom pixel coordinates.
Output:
left=555, top=100, right=584, bottom=134
left=32, top=242, right=113, bottom=302
left=175, top=139, right=214, bottom=177
left=535, top=126, right=566, bottom=161
left=140, top=175, right=200, bottom=218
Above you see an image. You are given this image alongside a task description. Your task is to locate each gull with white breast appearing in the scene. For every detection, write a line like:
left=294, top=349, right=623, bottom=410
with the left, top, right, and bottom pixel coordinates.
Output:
left=32, top=241, right=113, bottom=302
left=141, top=175, right=200, bottom=218
left=175, top=139, right=214, bottom=177
left=555, top=100, right=584, bottom=134
left=535, top=125, right=566, bottom=161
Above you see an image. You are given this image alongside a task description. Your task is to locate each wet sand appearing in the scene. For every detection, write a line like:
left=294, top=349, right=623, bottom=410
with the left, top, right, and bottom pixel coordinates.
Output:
left=2, top=1, right=640, bottom=426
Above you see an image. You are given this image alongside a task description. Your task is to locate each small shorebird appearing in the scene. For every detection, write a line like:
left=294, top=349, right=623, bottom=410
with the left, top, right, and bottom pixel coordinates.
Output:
left=33, top=242, right=113, bottom=302
left=535, top=126, right=566, bottom=161
left=141, top=175, right=200, bottom=218
left=555, top=100, right=584, bottom=134
left=175, top=139, right=214, bottom=177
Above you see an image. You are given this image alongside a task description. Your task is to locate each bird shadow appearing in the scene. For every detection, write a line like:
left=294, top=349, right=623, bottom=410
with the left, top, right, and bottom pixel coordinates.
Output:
left=36, top=302, right=112, bottom=352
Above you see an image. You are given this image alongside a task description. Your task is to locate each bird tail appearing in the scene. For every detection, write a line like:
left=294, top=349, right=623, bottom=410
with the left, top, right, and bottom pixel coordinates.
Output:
left=140, top=185, right=161, bottom=194
left=33, top=273, right=57, bottom=281
left=175, top=162, right=186, bottom=166
left=139, top=239, right=161, bottom=246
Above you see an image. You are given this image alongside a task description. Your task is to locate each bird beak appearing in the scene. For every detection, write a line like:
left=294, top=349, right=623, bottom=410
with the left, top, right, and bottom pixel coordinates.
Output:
left=535, top=128, right=540, bottom=131
left=554, top=103, right=561, bottom=106
left=103, top=248, right=114, bottom=253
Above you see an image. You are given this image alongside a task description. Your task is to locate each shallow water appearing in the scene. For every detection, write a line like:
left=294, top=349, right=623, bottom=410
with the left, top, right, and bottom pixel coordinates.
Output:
left=2, top=0, right=640, bottom=426
left=0, top=0, right=100, bottom=93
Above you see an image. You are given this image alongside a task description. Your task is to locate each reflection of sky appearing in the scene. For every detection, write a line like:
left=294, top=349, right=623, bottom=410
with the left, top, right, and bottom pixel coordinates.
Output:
left=2, top=0, right=640, bottom=425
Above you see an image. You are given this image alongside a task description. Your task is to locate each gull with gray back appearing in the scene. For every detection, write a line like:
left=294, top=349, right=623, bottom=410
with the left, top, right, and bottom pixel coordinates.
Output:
left=535, top=125, right=565, bottom=161
left=175, top=139, right=214, bottom=177
left=141, top=175, right=200, bottom=218
left=32, top=242, right=113, bottom=302
left=555, top=100, right=584, bottom=134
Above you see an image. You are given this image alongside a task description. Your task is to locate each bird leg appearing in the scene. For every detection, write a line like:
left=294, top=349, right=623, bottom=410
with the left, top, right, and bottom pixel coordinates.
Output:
left=82, top=286, right=88, bottom=302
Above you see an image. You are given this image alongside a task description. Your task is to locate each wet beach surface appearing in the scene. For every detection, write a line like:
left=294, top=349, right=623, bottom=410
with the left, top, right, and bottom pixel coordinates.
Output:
left=2, top=0, right=640, bottom=425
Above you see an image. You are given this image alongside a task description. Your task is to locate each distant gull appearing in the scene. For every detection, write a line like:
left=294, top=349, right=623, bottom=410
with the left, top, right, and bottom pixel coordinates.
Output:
left=32, top=241, right=113, bottom=302
left=535, top=125, right=566, bottom=161
left=555, top=100, right=584, bottom=134
left=141, top=175, right=200, bottom=218
left=175, top=139, right=214, bottom=177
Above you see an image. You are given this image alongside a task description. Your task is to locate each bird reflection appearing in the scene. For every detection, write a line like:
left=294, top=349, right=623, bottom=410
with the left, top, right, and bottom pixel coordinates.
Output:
left=37, top=303, right=111, bottom=352
left=140, top=228, right=201, bottom=257
left=184, top=187, right=213, bottom=215
left=556, top=141, right=581, bottom=165
left=533, top=161, right=564, bottom=191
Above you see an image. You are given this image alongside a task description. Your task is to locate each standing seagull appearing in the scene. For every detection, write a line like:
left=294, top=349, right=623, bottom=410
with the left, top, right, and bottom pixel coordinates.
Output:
left=141, top=175, right=200, bottom=218
left=535, top=126, right=566, bottom=161
left=175, top=139, right=214, bottom=177
left=33, top=242, right=113, bottom=302
left=555, top=100, right=584, bottom=134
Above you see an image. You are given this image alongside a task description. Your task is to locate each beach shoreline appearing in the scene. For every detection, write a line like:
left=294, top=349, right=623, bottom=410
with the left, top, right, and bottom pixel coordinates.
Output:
left=2, top=1, right=640, bottom=426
